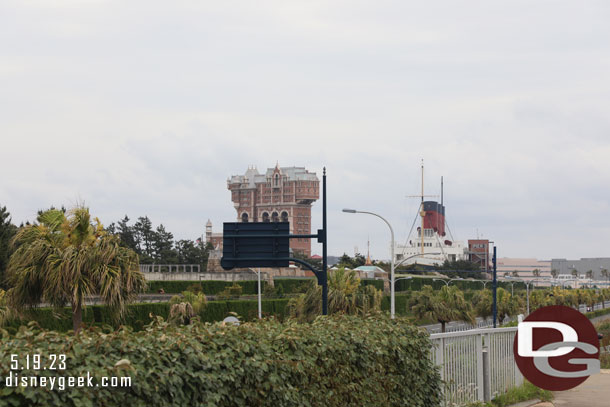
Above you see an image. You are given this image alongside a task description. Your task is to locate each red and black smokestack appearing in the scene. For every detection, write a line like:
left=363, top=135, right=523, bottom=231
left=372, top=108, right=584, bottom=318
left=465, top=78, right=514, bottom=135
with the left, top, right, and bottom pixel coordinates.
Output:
left=423, top=201, right=445, bottom=236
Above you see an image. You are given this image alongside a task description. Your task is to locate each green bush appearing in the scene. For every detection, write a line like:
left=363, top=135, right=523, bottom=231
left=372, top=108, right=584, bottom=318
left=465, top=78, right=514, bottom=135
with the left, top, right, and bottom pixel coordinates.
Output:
left=0, top=315, right=442, bottom=407
left=4, top=299, right=291, bottom=333
left=586, top=307, right=610, bottom=319
left=360, top=278, right=385, bottom=291
left=394, top=278, right=523, bottom=292
left=146, top=280, right=264, bottom=295
left=273, top=278, right=314, bottom=294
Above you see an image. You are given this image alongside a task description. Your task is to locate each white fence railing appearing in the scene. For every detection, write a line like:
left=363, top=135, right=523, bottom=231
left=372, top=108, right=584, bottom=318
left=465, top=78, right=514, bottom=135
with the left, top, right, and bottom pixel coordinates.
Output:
left=140, top=264, right=201, bottom=273
left=430, top=327, right=523, bottom=406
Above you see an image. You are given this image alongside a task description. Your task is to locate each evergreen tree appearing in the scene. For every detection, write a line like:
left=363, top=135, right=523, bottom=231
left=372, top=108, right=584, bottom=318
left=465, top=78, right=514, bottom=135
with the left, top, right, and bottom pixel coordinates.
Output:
left=153, top=224, right=177, bottom=263
left=0, top=206, right=17, bottom=288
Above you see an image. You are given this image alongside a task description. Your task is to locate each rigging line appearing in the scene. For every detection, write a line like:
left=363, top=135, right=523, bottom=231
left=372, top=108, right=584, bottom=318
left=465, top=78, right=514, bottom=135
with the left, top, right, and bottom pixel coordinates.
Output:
left=445, top=219, right=456, bottom=242
left=434, top=232, right=447, bottom=261
left=399, top=202, right=422, bottom=259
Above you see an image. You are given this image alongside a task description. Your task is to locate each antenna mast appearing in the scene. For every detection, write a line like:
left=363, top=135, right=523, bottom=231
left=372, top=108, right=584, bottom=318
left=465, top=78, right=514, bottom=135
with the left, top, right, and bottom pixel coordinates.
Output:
left=420, top=160, right=425, bottom=255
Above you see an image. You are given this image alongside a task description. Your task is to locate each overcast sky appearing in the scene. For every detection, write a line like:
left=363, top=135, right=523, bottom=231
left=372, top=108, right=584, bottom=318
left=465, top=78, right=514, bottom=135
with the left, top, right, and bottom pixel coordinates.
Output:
left=2, top=1, right=610, bottom=261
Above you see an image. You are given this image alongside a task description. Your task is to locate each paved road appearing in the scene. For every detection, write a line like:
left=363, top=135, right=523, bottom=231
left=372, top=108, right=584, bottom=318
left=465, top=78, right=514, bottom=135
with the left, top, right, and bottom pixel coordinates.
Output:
left=548, top=370, right=610, bottom=407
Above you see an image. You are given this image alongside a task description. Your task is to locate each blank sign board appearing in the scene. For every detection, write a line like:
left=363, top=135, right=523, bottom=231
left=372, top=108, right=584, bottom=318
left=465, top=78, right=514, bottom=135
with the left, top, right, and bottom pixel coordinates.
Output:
left=221, top=222, right=290, bottom=270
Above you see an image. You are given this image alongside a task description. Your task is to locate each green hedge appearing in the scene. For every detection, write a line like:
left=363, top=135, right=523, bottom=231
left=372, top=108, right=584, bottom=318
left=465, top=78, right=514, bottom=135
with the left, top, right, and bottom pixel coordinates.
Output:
left=273, top=278, right=315, bottom=293
left=0, top=315, right=442, bottom=407
left=274, top=277, right=385, bottom=294
left=394, top=278, right=525, bottom=292
left=360, top=278, right=385, bottom=291
left=4, top=299, right=292, bottom=333
left=146, top=280, right=266, bottom=295
left=586, top=307, right=610, bottom=320
left=381, top=293, right=412, bottom=316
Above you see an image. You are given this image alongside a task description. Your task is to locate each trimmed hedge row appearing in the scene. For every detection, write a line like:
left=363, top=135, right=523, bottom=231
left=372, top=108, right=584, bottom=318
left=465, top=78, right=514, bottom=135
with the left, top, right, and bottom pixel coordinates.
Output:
left=360, top=278, right=385, bottom=291
left=146, top=280, right=265, bottom=295
left=381, top=293, right=411, bottom=316
left=273, top=278, right=315, bottom=293
left=586, top=307, right=610, bottom=320
left=5, top=299, right=291, bottom=333
left=273, top=278, right=385, bottom=294
left=395, top=278, right=525, bottom=292
left=0, top=315, right=442, bottom=407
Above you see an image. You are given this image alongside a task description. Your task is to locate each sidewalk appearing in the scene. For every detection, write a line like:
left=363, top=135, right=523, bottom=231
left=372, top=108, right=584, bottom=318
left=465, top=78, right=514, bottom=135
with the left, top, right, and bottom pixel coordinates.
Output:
left=532, top=370, right=610, bottom=407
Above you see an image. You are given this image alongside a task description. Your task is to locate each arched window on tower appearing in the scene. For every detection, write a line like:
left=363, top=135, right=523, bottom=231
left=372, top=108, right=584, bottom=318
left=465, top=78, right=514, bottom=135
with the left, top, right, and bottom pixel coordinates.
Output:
left=262, top=212, right=270, bottom=222
left=241, top=213, right=249, bottom=223
left=272, top=212, right=279, bottom=222
left=274, top=174, right=280, bottom=187
left=281, top=211, right=288, bottom=222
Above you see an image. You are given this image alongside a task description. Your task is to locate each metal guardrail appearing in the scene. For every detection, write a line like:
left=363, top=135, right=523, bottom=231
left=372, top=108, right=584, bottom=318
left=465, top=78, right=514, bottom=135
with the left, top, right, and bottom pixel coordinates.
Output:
left=430, top=327, right=523, bottom=406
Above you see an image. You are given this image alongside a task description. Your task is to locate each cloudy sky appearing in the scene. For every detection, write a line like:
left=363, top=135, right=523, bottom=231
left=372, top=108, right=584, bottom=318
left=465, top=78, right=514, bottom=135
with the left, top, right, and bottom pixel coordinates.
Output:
left=2, top=0, right=610, bottom=261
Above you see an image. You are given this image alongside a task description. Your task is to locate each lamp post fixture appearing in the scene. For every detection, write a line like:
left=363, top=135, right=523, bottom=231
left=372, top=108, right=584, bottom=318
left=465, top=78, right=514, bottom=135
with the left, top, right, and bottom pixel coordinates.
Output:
left=342, top=208, right=444, bottom=319
left=505, top=276, right=549, bottom=315
left=466, top=279, right=490, bottom=289
left=432, top=277, right=463, bottom=287
left=343, top=208, right=396, bottom=318
left=248, top=268, right=262, bottom=319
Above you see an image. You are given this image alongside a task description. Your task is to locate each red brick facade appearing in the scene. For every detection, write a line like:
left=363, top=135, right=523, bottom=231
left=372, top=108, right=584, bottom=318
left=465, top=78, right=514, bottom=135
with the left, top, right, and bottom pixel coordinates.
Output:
left=468, top=239, right=490, bottom=271
left=228, top=165, right=319, bottom=256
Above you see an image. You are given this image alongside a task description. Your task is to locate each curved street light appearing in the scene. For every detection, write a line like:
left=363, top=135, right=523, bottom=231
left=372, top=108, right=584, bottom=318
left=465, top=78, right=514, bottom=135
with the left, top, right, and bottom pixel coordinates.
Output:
left=432, top=277, right=464, bottom=287
left=343, top=207, right=440, bottom=319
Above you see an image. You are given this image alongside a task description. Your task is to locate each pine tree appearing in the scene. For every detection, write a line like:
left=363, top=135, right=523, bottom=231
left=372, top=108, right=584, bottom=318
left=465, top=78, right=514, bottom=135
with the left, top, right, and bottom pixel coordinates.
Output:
left=0, top=205, right=17, bottom=288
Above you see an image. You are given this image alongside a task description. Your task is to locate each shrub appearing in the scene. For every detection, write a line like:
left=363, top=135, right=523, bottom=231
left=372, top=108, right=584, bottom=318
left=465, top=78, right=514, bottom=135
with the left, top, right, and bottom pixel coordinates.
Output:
left=0, top=315, right=442, bottom=407
left=216, top=283, right=243, bottom=300
left=146, top=280, right=264, bottom=295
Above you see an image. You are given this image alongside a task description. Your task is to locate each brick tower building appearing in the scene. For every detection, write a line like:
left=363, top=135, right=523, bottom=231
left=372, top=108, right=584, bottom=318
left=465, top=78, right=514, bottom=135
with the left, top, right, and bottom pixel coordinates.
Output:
left=227, top=164, right=319, bottom=256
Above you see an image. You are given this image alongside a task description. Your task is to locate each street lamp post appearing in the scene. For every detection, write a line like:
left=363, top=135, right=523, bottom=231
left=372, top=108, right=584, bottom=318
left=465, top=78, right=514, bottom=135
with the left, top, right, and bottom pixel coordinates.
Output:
left=342, top=209, right=438, bottom=320
left=505, top=276, right=548, bottom=315
left=343, top=209, right=396, bottom=318
left=248, top=268, right=262, bottom=319
left=432, top=277, right=463, bottom=287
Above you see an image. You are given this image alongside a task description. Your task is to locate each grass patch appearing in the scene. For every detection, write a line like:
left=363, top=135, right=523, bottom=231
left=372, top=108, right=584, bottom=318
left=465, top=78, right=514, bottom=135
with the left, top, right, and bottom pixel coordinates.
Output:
left=465, top=380, right=552, bottom=407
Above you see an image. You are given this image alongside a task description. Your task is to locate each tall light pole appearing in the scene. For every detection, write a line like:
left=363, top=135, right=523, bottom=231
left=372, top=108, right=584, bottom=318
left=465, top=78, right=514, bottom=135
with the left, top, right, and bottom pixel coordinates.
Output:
left=343, top=208, right=396, bottom=318
left=248, top=268, right=262, bottom=319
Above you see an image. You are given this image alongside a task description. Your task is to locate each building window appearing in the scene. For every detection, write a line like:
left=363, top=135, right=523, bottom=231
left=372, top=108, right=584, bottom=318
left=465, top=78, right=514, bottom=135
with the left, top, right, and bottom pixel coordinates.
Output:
left=272, top=212, right=279, bottom=222
left=274, top=174, right=280, bottom=187
left=241, top=213, right=249, bottom=223
left=262, top=212, right=270, bottom=222
left=281, top=211, right=288, bottom=222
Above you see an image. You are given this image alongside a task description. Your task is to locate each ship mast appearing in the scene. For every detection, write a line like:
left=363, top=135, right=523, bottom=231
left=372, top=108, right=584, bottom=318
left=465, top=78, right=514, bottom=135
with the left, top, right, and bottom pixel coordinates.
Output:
left=407, top=159, right=438, bottom=259
left=420, top=161, right=425, bottom=255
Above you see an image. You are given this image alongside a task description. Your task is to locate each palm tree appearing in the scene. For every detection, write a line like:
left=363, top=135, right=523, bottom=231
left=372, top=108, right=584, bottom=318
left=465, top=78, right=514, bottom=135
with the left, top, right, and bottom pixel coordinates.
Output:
left=511, top=270, right=519, bottom=278
left=472, top=289, right=492, bottom=321
left=601, top=268, right=609, bottom=283
left=551, top=269, right=559, bottom=279
left=496, top=287, right=519, bottom=325
left=5, top=206, right=146, bottom=332
left=532, top=269, right=541, bottom=278
left=286, top=268, right=382, bottom=322
left=409, top=285, right=475, bottom=332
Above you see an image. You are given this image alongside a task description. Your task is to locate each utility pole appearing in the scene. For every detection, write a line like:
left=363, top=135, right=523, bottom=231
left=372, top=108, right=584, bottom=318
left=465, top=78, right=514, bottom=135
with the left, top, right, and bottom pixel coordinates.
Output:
left=492, top=246, right=497, bottom=328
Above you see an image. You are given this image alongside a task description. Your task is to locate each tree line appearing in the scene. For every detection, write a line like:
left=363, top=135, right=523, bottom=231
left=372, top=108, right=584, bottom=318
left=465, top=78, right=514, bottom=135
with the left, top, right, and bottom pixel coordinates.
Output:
left=105, top=215, right=213, bottom=266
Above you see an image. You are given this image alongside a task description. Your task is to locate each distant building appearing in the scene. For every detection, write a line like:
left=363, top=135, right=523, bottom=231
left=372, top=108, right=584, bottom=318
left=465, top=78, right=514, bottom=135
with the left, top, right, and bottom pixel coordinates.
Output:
left=551, top=258, right=610, bottom=280
left=205, top=220, right=223, bottom=250
left=227, top=164, right=319, bottom=256
left=468, top=239, right=490, bottom=271
left=496, top=258, right=551, bottom=279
